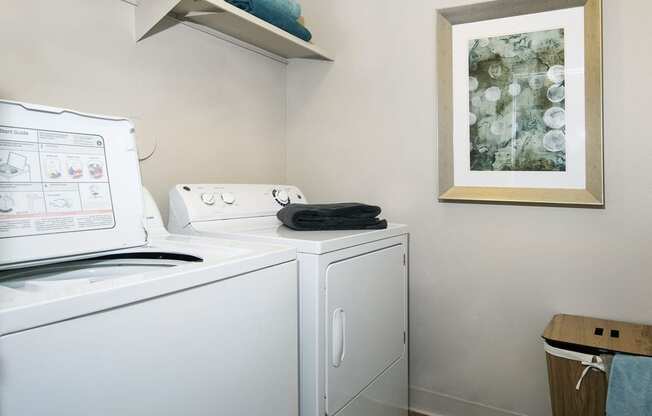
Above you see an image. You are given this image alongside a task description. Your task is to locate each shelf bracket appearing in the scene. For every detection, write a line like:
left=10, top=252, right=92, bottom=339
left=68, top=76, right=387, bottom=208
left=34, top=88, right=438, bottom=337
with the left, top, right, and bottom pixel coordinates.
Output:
left=135, top=0, right=182, bottom=41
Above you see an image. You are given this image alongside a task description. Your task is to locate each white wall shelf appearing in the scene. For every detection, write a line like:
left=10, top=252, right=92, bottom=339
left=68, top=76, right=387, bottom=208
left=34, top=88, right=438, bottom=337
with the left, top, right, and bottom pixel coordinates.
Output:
left=136, top=0, right=333, bottom=61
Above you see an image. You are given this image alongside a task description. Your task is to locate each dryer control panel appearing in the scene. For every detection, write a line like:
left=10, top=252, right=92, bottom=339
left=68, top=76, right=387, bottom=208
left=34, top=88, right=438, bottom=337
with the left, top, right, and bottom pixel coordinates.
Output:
left=168, top=184, right=307, bottom=229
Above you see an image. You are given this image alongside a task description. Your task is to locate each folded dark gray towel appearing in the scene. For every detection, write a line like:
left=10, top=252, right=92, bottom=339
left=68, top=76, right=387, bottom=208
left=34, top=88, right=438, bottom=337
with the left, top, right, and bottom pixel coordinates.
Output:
left=277, top=203, right=388, bottom=231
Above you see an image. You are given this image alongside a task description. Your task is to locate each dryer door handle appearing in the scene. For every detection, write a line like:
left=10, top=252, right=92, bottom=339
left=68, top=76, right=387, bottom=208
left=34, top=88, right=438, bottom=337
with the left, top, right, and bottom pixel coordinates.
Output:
left=331, top=308, right=346, bottom=368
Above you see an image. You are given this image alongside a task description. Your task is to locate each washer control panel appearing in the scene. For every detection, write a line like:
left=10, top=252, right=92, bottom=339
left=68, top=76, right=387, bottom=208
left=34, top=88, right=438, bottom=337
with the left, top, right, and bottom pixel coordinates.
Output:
left=169, top=184, right=307, bottom=226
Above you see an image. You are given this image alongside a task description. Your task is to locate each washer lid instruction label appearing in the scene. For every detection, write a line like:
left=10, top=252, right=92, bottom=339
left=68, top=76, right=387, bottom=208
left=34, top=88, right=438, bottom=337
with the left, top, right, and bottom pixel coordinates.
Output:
left=0, top=125, right=115, bottom=238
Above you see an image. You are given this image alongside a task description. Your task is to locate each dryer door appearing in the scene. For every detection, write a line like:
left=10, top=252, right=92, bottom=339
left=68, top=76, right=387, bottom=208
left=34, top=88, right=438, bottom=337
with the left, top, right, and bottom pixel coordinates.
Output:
left=325, top=244, right=406, bottom=415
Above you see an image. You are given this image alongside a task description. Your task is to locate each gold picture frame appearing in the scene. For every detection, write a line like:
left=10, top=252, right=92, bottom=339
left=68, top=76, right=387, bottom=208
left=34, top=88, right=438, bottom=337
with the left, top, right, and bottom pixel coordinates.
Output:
left=437, top=0, right=604, bottom=206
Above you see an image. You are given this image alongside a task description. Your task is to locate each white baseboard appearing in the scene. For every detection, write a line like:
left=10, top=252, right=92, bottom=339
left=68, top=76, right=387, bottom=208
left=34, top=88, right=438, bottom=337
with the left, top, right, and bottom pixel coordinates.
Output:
left=410, top=386, right=528, bottom=416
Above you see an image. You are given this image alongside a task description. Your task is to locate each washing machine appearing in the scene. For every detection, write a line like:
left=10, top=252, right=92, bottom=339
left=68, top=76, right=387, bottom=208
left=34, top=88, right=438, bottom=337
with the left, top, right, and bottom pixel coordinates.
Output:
left=168, top=184, right=409, bottom=416
left=0, top=101, right=299, bottom=416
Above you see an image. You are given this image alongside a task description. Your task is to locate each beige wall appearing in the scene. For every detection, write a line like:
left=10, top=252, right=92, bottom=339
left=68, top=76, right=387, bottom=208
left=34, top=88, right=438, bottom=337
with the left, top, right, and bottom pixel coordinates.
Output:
left=287, top=1, right=652, bottom=415
left=0, top=0, right=287, bottom=219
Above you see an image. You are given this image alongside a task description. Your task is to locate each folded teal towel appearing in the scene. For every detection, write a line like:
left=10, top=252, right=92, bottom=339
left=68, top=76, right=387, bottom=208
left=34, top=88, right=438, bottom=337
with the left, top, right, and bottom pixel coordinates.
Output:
left=607, top=354, right=652, bottom=416
left=227, top=0, right=301, bottom=20
left=226, top=0, right=311, bottom=42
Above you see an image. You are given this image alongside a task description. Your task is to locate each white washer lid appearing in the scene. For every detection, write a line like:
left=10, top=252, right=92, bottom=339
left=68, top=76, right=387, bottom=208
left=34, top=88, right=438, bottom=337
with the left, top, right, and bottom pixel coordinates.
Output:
left=0, top=100, right=146, bottom=269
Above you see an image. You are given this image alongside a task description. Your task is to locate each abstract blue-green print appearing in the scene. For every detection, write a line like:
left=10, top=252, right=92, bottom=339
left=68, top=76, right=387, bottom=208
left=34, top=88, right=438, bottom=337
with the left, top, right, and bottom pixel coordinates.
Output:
left=468, top=29, right=566, bottom=172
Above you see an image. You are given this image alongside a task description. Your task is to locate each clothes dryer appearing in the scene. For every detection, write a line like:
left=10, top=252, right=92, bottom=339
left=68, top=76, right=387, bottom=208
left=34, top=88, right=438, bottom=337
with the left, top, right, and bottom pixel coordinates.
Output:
left=169, top=184, right=409, bottom=416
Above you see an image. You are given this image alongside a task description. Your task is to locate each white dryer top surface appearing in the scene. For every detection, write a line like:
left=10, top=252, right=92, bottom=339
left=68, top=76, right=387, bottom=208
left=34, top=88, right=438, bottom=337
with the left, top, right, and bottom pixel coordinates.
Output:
left=170, top=183, right=408, bottom=254
left=190, top=217, right=408, bottom=254
left=0, top=235, right=295, bottom=335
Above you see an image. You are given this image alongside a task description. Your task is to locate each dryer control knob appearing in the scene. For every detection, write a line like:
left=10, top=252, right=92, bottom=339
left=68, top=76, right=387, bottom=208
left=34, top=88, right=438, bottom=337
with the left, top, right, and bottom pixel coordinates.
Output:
left=221, top=192, right=236, bottom=205
left=275, top=189, right=290, bottom=205
left=201, top=193, right=216, bottom=206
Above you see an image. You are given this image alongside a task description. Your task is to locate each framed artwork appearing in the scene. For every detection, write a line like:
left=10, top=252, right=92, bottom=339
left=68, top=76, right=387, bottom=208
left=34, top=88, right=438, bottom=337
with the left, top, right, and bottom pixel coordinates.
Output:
left=437, top=0, right=603, bottom=206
